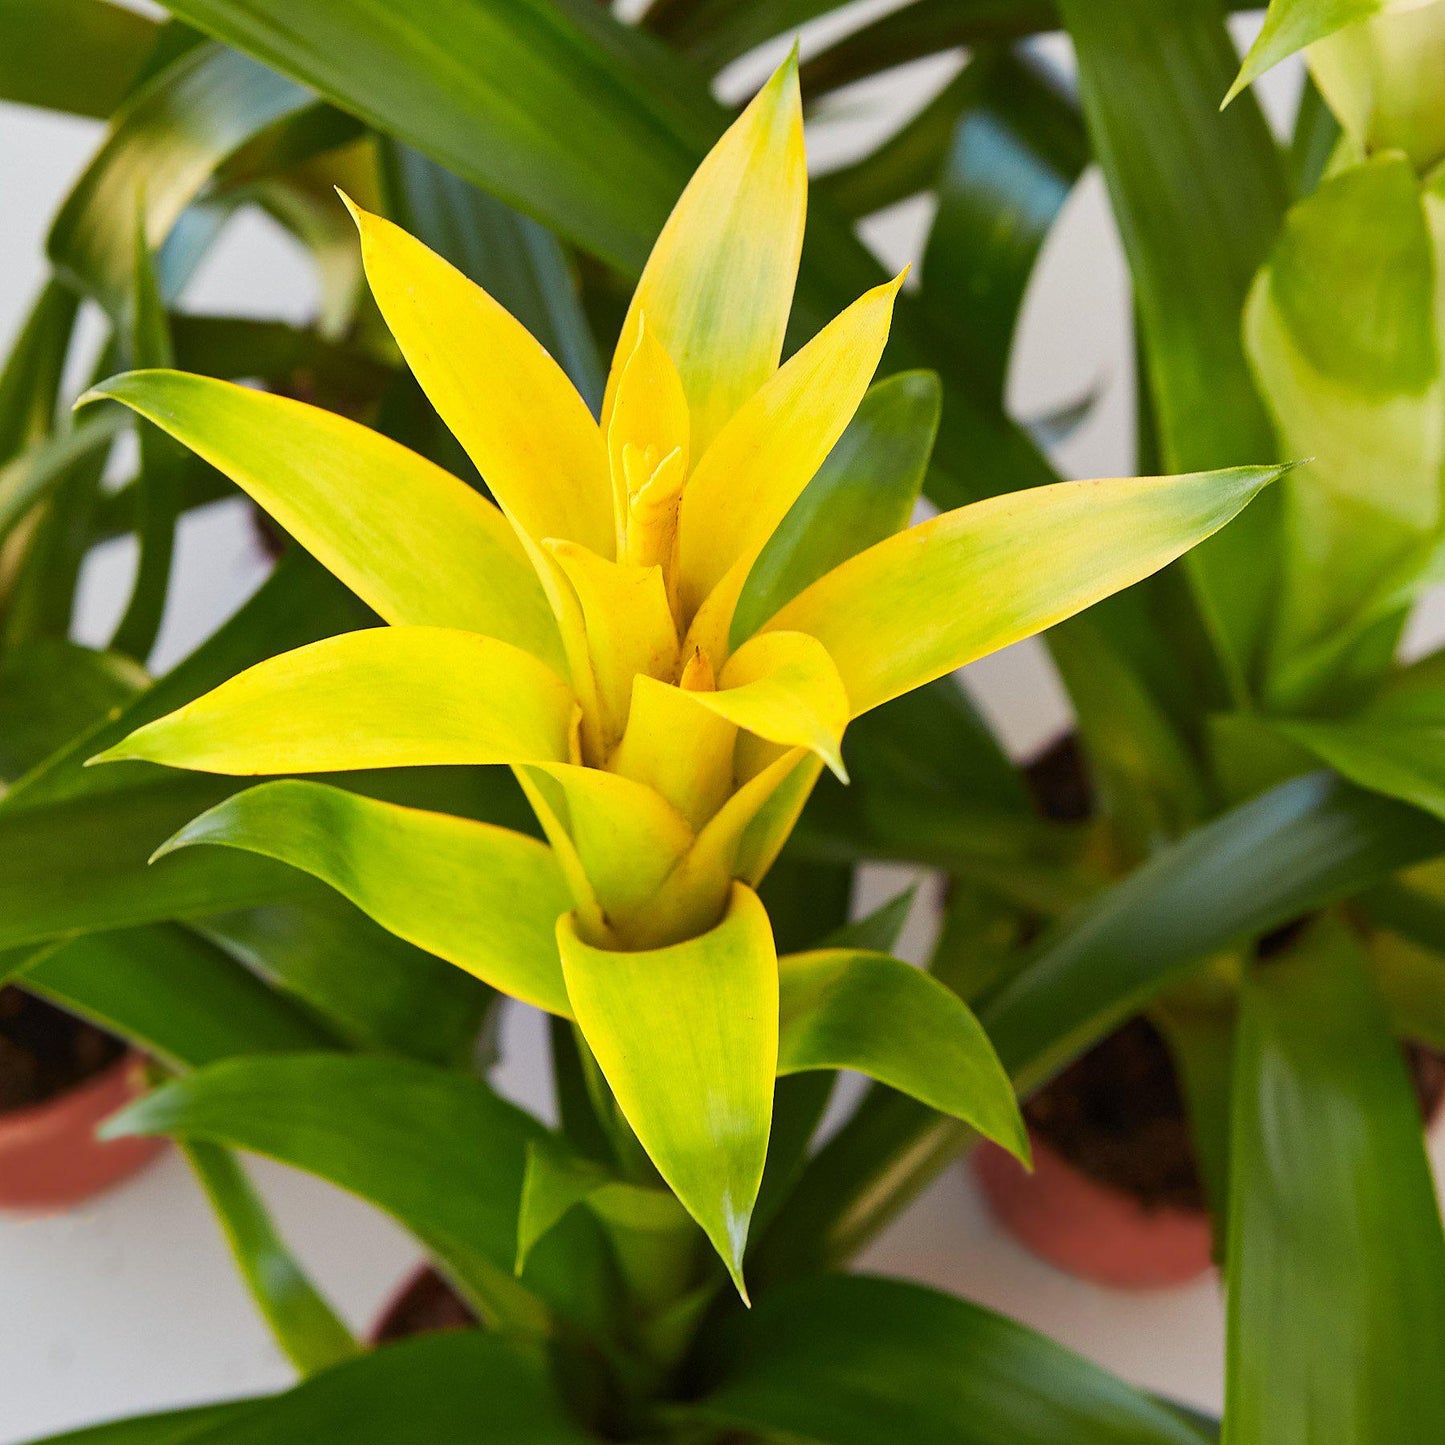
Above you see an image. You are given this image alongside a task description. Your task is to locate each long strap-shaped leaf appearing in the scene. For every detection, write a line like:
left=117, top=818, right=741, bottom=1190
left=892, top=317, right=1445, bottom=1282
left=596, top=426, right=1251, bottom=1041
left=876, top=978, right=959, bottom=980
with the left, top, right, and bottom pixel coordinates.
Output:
left=688, top=1273, right=1210, bottom=1445
left=48, top=43, right=319, bottom=312
left=1224, top=920, right=1445, bottom=1442
left=1057, top=0, right=1289, bottom=689
left=29, top=1330, right=591, bottom=1443
left=768, top=465, right=1287, bottom=717
left=86, top=371, right=564, bottom=670
left=105, top=1053, right=604, bottom=1337
left=90, top=627, right=575, bottom=775
left=0, top=0, right=160, bottom=120
left=159, top=780, right=573, bottom=1016
left=778, top=948, right=1026, bottom=1160
left=756, top=771, right=1445, bottom=1276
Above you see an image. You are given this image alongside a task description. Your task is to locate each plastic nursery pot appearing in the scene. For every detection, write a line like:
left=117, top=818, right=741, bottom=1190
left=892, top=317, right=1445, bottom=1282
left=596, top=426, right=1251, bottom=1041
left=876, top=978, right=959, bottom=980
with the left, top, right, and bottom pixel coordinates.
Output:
left=972, top=1017, right=1213, bottom=1290
left=974, top=1129, right=1214, bottom=1290
left=0, top=1050, right=164, bottom=1211
left=369, top=1265, right=476, bottom=1345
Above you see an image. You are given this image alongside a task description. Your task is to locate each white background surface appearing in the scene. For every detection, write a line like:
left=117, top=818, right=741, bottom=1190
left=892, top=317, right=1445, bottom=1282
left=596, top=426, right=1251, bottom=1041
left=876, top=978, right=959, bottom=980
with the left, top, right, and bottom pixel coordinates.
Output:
left=3, top=7, right=1443, bottom=1440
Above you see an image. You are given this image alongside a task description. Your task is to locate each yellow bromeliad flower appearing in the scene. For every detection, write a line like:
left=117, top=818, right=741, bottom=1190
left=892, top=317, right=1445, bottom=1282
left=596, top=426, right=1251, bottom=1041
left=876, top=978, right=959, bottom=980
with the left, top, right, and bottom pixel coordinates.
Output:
left=87, top=57, right=1282, bottom=1294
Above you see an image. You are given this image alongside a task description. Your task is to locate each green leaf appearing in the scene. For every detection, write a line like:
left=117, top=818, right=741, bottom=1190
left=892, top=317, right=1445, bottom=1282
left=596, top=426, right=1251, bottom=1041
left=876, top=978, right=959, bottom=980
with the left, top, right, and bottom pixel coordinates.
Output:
left=733, top=371, right=939, bottom=645
left=1246, top=155, right=1442, bottom=709
left=183, top=1141, right=359, bottom=1376
left=20, top=925, right=337, bottom=1069
left=0, top=411, right=127, bottom=547
left=778, top=948, right=1027, bottom=1160
left=110, top=218, right=183, bottom=664
left=1058, top=0, right=1289, bottom=689
left=48, top=42, right=318, bottom=313
left=85, top=370, right=563, bottom=670
left=0, top=0, right=160, bottom=119
left=154, top=0, right=714, bottom=277
left=193, top=887, right=494, bottom=1069
left=985, top=772, right=1445, bottom=1096
left=690, top=1274, right=1210, bottom=1444
left=796, top=1, right=1060, bottom=100
left=1224, top=919, right=1445, bottom=1442
left=0, top=278, right=79, bottom=463
left=107, top=1054, right=565, bottom=1335
left=29, top=1330, right=591, bottom=1443
left=556, top=884, right=778, bottom=1299
left=377, top=139, right=604, bottom=413
left=759, top=772, right=1445, bottom=1274
left=1229, top=0, right=1389, bottom=105
left=1279, top=686, right=1445, bottom=823
left=514, top=1141, right=692, bottom=1314
left=0, top=641, right=146, bottom=784
left=158, top=780, right=572, bottom=1016
left=0, top=778, right=314, bottom=952
left=919, top=47, right=1086, bottom=400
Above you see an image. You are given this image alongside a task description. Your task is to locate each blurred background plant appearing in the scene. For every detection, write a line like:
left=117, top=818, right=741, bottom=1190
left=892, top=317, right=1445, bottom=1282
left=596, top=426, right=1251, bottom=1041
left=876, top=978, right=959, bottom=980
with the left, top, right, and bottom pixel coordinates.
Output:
left=0, top=0, right=1443, bottom=1441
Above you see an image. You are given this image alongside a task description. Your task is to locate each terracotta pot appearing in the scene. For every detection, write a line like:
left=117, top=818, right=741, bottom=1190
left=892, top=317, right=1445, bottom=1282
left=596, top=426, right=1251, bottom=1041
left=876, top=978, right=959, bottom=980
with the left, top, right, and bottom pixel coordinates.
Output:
left=973, top=1129, right=1214, bottom=1289
left=0, top=1051, right=164, bottom=1211
left=369, top=1265, right=475, bottom=1346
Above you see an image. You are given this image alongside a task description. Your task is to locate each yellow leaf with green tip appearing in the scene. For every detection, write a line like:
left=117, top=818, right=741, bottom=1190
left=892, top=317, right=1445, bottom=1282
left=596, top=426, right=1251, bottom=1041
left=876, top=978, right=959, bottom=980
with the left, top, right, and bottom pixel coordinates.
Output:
left=81, top=370, right=565, bottom=674
left=153, top=780, right=572, bottom=1015
left=557, top=883, right=777, bottom=1297
left=346, top=197, right=614, bottom=556
left=603, top=53, right=806, bottom=456
left=90, top=627, right=575, bottom=774
left=769, top=465, right=1291, bottom=717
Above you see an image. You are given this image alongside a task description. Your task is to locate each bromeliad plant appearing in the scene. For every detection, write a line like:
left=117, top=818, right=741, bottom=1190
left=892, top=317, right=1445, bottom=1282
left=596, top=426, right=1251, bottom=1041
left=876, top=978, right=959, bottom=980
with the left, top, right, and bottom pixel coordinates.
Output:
left=83, top=56, right=1277, bottom=1301
left=2, top=0, right=1444, bottom=1441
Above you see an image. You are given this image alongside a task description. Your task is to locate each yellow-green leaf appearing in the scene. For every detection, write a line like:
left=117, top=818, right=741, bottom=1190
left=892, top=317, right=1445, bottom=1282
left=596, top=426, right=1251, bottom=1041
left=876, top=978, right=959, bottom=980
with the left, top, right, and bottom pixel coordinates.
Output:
left=676, top=274, right=902, bottom=619
left=154, top=779, right=572, bottom=1015
left=778, top=948, right=1027, bottom=1162
left=90, top=627, right=575, bottom=774
left=556, top=882, right=778, bottom=1297
left=347, top=197, right=613, bottom=557
left=603, top=54, right=806, bottom=457
left=769, top=465, right=1289, bottom=717
left=84, top=369, right=565, bottom=672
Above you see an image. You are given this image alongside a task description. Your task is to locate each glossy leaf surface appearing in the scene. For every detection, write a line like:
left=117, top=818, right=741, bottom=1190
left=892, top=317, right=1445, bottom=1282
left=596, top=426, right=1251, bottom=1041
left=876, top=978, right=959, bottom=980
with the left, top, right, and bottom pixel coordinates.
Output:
left=1224, top=921, right=1445, bottom=1442
left=557, top=884, right=777, bottom=1296
left=692, top=1274, right=1210, bottom=1444
left=161, top=780, right=572, bottom=1015
left=777, top=948, right=1027, bottom=1160
left=770, top=465, right=1287, bottom=716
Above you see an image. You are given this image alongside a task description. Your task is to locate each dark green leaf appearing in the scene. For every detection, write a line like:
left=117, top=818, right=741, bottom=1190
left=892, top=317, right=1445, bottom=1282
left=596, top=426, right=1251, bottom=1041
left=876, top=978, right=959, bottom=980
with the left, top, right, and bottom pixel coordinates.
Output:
left=733, top=370, right=939, bottom=644
left=759, top=772, right=1445, bottom=1274
left=919, top=47, right=1086, bottom=400
left=1057, top=0, right=1289, bottom=687
left=1225, top=920, right=1445, bottom=1442
left=107, top=1053, right=608, bottom=1336
left=21, top=925, right=337, bottom=1068
left=0, top=641, right=146, bottom=783
left=31, top=1330, right=591, bottom=1443
left=690, top=1274, right=1210, bottom=1444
